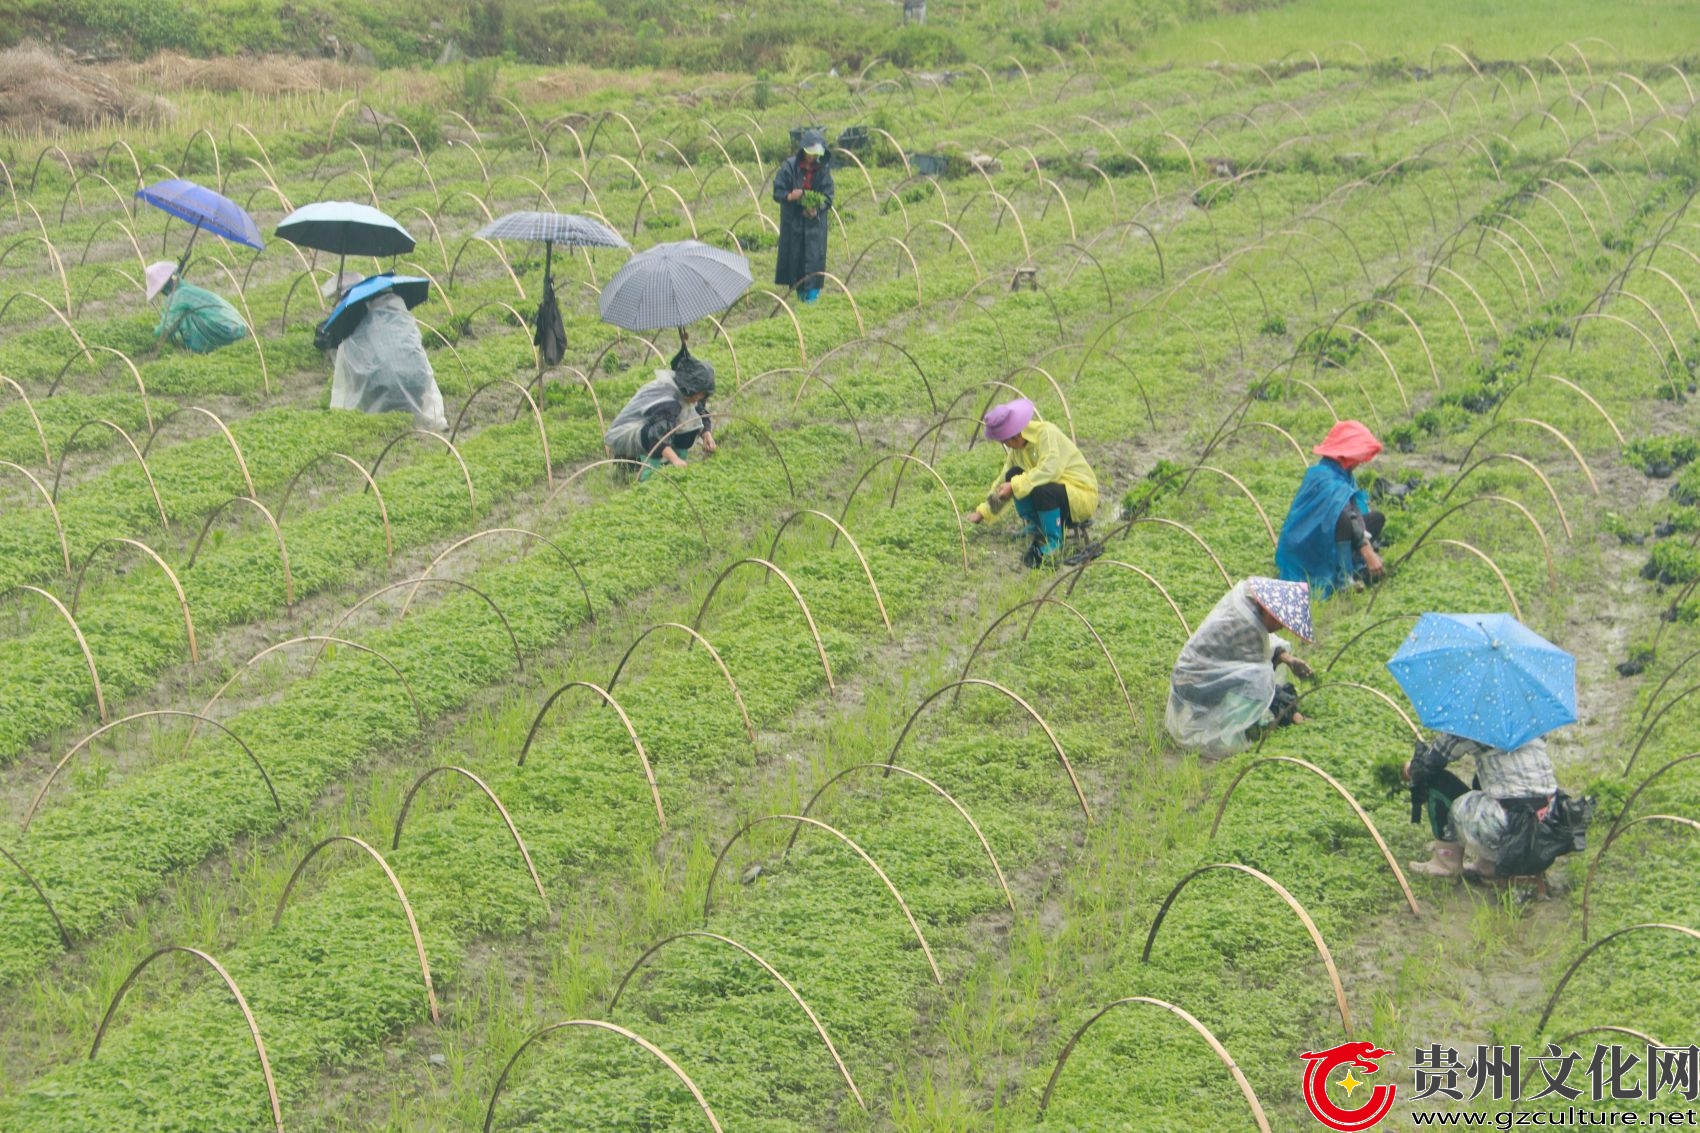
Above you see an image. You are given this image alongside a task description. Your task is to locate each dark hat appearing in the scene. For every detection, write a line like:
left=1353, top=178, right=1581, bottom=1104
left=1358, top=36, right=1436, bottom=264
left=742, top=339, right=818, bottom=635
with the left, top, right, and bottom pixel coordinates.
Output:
left=671, top=346, right=716, bottom=397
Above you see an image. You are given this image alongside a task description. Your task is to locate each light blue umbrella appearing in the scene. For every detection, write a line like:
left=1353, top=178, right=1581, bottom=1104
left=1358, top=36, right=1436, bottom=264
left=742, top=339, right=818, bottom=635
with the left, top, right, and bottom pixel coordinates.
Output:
left=1386, top=613, right=1576, bottom=751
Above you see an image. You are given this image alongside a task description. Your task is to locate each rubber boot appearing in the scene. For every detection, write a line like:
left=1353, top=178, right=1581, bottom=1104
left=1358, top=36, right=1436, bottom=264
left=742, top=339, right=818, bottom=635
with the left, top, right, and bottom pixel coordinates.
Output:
left=800, top=288, right=820, bottom=303
left=1012, top=495, right=1041, bottom=542
left=638, top=455, right=667, bottom=482
left=1022, top=508, right=1064, bottom=569
left=1408, top=840, right=1464, bottom=878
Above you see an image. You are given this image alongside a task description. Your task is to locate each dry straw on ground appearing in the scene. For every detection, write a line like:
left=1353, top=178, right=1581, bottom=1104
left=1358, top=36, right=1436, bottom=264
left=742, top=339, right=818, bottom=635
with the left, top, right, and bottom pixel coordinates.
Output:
left=112, top=51, right=364, bottom=95
left=0, top=42, right=172, bottom=134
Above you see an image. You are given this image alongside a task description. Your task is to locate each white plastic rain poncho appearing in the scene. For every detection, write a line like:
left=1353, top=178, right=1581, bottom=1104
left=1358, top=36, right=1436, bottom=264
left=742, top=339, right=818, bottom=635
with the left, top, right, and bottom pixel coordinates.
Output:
left=1165, top=580, right=1293, bottom=757
left=602, top=352, right=712, bottom=462
left=330, top=292, right=447, bottom=430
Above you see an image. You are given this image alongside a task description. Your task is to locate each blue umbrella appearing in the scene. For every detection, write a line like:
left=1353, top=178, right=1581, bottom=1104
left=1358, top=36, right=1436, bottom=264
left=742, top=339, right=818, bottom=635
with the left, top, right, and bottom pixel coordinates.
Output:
left=135, top=179, right=265, bottom=263
left=317, top=273, right=429, bottom=348
left=1386, top=613, right=1576, bottom=751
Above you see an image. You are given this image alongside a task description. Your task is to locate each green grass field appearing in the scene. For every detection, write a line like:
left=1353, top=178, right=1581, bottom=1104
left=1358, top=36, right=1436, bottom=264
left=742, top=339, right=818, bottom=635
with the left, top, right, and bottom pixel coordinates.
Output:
left=0, top=3, right=1698, bottom=1130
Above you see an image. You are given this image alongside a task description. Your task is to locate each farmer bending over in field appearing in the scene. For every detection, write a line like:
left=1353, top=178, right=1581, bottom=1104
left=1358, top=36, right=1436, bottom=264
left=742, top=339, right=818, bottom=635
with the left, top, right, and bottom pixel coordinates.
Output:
left=1275, top=419, right=1386, bottom=598
left=146, top=261, right=249, bottom=355
left=603, top=342, right=717, bottom=481
left=967, top=398, right=1099, bottom=569
left=1405, top=731, right=1584, bottom=883
left=1165, top=577, right=1314, bottom=757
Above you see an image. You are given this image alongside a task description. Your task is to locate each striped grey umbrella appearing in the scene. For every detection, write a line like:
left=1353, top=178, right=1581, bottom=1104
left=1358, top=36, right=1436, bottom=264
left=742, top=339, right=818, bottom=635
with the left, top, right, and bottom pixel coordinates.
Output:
left=598, top=240, right=752, bottom=331
left=474, top=211, right=629, bottom=249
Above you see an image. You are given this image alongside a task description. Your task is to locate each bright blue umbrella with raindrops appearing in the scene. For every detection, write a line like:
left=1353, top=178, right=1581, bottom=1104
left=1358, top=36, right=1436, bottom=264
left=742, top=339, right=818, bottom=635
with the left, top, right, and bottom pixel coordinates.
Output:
left=1387, top=612, right=1575, bottom=751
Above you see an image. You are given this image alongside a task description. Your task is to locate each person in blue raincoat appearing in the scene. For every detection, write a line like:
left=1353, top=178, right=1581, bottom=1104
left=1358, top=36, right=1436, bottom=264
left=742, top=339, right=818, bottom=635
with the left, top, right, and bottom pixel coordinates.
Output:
left=772, top=128, right=834, bottom=302
left=1275, top=420, right=1386, bottom=598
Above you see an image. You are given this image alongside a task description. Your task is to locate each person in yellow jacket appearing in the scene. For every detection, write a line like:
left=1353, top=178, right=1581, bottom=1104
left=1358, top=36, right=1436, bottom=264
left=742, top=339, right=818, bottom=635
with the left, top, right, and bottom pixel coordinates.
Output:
left=968, top=397, right=1099, bottom=568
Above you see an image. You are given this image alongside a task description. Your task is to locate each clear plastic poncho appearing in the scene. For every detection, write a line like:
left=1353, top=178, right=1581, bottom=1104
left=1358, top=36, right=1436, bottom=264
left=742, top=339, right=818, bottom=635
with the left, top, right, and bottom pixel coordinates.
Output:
left=603, top=371, right=704, bottom=460
left=1165, top=581, right=1292, bottom=757
left=330, top=292, right=447, bottom=431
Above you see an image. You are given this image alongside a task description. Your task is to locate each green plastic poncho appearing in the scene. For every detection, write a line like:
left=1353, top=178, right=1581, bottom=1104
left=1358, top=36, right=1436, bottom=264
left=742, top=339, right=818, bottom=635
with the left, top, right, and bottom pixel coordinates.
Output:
left=156, top=281, right=250, bottom=354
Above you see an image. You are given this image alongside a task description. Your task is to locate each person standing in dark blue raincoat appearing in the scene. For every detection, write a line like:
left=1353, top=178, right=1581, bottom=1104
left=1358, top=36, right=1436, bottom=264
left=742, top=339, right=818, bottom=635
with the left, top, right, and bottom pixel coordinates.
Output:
left=1275, top=420, right=1387, bottom=598
left=772, top=128, right=835, bottom=302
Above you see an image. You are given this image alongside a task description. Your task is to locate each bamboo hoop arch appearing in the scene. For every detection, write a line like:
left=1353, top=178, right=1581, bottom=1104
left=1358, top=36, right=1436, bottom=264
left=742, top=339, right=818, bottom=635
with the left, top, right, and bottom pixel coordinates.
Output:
left=606, top=931, right=864, bottom=1109
left=49, top=419, right=167, bottom=530
left=543, top=457, right=710, bottom=552
left=701, top=814, right=941, bottom=983
left=517, top=681, right=664, bottom=829
left=273, top=835, right=439, bottom=1024
left=23, top=710, right=280, bottom=832
left=1443, top=454, right=1573, bottom=539
left=836, top=454, right=968, bottom=576
left=1456, top=418, right=1598, bottom=494
left=1045, top=558, right=1193, bottom=637
left=1373, top=539, right=1524, bottom=622
left=693, top=559, right=836, bottom=691
left=483, top=1020, right=722, bottom=1133
left=274, top=452, right=393, bottom=569
left=1625, top=688, right=1700, bottom=778
left=1110, top=518, right=1233, bottom=585
left=1179, top=465, right=1277, bottom=545
left=789, top=763, right=1014, bottom=912
left=1261, top=681, right=1424, bottom=748
left=393, top=766, right=549, bottom=913
left=1392, top=495, right=1554, bottom=588
left=401, top=528, right=592, bottom=623
left=0, top=843, right=71, bottom=947
left=767, top=510, right=891, bottom=634
left=1580, top=815, right=1700, bottom=939
left=2, top=585, right=106, bottom=722
left=70, top=537, right=198, bottom=661
left=888, top=679, right=1089, bottom=823
left=90, top=946, right=283, bottom=1132
left=957, top=597, right=1138, bottom=736
left=190, top=636, right=423, bottom=751
left=1036, top=996, right=1272, bottom=1129
left=0, top=460, right=72, bottom=576
left=1323, top=614, right=1422, bottom=673
left=140, top=406, right=256, bottom=498
left=1211, top=756, right=1420, bottom=914
left=185, top=496, right=295, bottom=611
left=799, top=335, right=938, bottom=414
left=607, top=623, right=757, bottom=754
left=1537, top=923, right=1700, bottom=1032
left=1610, top=750, right=1700, bottom=851
left=448, top=379, right=553, bottom=490
left=0, top=376, right=51, bottom=465
left=1202, top=421, right=1310, bottom=470
left=366, top=429, right=478, bottom=518
left=1143, top=862, right=1352, bottom=1033
left=315, top=578, right=523, bottom=674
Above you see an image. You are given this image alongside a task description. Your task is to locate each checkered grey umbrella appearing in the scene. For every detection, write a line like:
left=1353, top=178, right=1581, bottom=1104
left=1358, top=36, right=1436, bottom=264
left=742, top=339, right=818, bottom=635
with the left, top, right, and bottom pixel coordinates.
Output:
left=474, top=212, right=629, bottom=249
left=598, top=240, right=752, bottom=331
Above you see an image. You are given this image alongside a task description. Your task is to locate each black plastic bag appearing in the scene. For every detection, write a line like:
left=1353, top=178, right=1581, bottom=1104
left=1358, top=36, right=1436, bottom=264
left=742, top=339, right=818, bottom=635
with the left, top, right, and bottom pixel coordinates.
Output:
left=534, top=278, right=566, bottom=367
left=1495, top=790, right=1595, bottom=876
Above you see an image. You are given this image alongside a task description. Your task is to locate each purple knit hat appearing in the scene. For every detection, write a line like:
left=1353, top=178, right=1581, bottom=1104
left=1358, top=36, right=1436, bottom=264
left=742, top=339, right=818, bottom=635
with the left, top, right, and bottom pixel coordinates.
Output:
left=983, top=398, right=1036, bottom=442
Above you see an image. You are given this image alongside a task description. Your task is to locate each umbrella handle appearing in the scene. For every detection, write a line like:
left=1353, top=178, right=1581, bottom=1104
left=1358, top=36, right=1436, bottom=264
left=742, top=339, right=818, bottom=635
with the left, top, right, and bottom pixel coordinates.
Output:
left=176, top=219, right=203, bottom=280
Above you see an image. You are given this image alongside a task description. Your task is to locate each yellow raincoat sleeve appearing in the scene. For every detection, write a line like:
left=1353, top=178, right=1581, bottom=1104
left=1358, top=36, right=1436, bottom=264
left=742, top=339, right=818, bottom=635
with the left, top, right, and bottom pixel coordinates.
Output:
left=973, top=462, right=1020, bottom=522
left=971, top=422, right=1100, bottom=523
